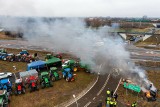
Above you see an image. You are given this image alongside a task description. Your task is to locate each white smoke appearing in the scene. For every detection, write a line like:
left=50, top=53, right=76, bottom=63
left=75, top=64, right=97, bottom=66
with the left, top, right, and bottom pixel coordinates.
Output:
left=0, top=17, right=154, bottom=88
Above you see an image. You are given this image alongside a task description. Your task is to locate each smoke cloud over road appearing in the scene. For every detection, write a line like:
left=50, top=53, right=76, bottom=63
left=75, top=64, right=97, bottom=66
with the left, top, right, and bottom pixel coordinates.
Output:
left=0, top=17, right=153, bottom=88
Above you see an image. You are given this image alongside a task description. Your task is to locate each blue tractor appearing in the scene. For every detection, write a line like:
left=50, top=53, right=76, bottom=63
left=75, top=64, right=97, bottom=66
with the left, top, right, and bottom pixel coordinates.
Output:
left=0, top=78, right=12, bottom=94
left=0, top=53, right=8, bottom=61
left=19, top=50, right=29, bottom=56
left=62, top=68, right=75, bottom=82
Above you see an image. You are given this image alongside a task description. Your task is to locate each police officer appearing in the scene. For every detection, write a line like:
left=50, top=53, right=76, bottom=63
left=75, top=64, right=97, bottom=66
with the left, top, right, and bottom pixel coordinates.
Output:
left=106, top=88, right=111, bottom=97
left=106, top=96, right=111, bottom=107
left=131, top=102, right=137, bottom=107
left=113, top=101, right=117, bottom=107
left=110, top=100, right=114, bottom=107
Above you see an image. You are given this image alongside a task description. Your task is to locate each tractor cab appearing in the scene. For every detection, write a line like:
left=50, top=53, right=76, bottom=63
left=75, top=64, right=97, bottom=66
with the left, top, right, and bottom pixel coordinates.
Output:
left=0, top=49, right=7, bottom=53
left=62, top=60, right=78, bottom=72
left=0, top=53, right=8, bottom=61
left=26, top=76, right=38, bottom=92
left=0, top=90, right=10, bottom=107
left=62, top=68, right=74, bottom=82
left=7, top=53, right=15, bottom=62
left=49, top=67, right=61, bottom=81
left=0, top=78, right=12, bottom=93
left=45, top=54, right=52, bottom=60
left=20, top=50, right=29, bottom=56
left=40, top=72, right=53, bottom=88
left=15, top=78, right=25, bottom=95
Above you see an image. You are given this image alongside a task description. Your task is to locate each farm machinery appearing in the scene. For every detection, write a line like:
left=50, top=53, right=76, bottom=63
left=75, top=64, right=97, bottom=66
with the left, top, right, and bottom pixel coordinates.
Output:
left=49, top=67, right=61, bottom=81
left=62, top=60, right=78, bottom=72
left=40, top=72, right=53, bottom=88
left=25, top=76, right=39, bottom=92
left=62, top=68, right=75, bottom=82
left=0, top=90, right=10, bottom=107
left=0, top=78, right=12, bottom=94
left=0, top=49, right=7, bottom=53
left=15, top=78, right=26, bottom=95
left=0, top=53, right=8, bottom=61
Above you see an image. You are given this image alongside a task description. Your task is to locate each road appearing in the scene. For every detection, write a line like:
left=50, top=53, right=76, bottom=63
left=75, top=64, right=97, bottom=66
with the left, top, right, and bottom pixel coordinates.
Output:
left=0, top=40, right=160, bottom=62
left=67, top=74, right=122, bottom=107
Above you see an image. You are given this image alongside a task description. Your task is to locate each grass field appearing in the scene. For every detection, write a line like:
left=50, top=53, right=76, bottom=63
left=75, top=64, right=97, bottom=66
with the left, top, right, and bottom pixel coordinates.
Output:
left=0, top=48, right=96, bottom=107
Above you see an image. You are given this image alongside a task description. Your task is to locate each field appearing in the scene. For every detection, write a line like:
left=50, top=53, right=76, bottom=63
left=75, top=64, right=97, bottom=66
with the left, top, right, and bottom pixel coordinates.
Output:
left=0, top=48, right=96, bottom=107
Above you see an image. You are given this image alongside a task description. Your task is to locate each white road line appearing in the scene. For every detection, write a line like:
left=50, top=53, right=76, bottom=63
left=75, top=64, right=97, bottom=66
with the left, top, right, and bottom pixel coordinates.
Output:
left=65, top=65, right=103, bottom=107
left=97, top=74, right=110, bottom=96
left=113, top=78, right=122, bottom=96
left=65, top=75, right=99, bottom=107
left=93, top=97, right=96, bottom=100
left=84, top=101, right=91, bottom=107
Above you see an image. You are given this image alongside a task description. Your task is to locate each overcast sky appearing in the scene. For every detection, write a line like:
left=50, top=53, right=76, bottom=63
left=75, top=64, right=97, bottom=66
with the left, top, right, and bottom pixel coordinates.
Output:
left=0, top=0, right=159, bottom=17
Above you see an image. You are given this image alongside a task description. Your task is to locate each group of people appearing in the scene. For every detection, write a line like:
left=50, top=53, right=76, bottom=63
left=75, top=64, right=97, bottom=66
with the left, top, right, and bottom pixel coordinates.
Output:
left=106, top=88, right=118, bottom=107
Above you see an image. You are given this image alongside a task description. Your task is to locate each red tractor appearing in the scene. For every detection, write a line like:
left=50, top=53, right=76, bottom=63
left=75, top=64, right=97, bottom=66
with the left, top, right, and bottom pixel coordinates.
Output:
left=15, top=78, right=26, bottom=95
left=25, top=76, right=39, bottom=92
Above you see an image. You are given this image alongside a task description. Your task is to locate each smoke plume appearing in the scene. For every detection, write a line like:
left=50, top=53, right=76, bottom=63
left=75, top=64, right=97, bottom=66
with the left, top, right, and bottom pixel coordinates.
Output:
left=0, top=17, right=154, bottom=88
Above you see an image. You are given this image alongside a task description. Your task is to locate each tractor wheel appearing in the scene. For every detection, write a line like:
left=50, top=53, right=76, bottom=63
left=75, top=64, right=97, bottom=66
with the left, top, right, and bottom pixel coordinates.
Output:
left=15, top=91, right=18, bottom=96
left=10, top=58, right=14, bottom=62
left=22, top=88, right=26, bottom=94
left=3, top=58, right=6, bottom=61
left=66, top=77, right=70, bottom=82
left=41, top=82, right=45, bottom=89
left=51, top=77, right=56, bottom=82
left=59, top=75, right=62, bottom=80
left=29, top=60, right=32, bottom=63
left=63, top=75, right=65, bottom=79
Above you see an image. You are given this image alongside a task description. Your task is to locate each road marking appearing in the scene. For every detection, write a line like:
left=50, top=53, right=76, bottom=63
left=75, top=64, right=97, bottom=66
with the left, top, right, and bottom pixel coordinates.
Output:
left=97, top=74, right=110, bottom=96
left=84, top=101, right=91, bottom=107
left=113, top=78, right=122, bottom=96
left=93, top=97, right=96, bottom=100
left=65, top=64, right=103, bottom=107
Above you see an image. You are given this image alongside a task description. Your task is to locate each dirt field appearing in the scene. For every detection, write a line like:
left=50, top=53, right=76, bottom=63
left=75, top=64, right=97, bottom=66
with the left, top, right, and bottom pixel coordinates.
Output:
left=0, top=48, right=96, bottom=107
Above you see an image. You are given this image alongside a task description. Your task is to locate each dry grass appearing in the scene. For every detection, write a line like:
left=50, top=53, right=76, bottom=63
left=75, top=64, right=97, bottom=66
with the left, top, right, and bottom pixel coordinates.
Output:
left=0, top=48, right=96, bottom=107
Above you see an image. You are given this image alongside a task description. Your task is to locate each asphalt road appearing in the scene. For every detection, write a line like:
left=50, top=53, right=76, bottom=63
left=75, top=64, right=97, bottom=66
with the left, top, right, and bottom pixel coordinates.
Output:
left=67, top=74, right=122, bottom=107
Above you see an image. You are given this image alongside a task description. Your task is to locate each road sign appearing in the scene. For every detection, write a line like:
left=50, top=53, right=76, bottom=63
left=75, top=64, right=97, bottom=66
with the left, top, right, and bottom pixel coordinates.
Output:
left=124, top=82, right=141, bottom=93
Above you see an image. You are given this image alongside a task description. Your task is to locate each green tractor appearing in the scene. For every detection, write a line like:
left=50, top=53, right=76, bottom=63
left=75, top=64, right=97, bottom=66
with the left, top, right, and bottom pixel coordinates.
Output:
left=40, top=72, right=53, bottom=88
left=0, top=90, right=10, bottom=107
left=62, top=60, right=78, bottom=72
left=49, top=67, right=61, bottom=81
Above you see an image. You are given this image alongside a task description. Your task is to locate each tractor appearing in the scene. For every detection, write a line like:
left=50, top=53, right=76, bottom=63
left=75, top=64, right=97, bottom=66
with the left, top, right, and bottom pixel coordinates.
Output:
left=62, top=60, right=78, bottom=72
left=19, top=50, right=29, bottom=56
left=54, top=53, right=62, bottom=59
left=15, top=54, right=22, bottom=62
left=0, top=78, right=12, bottom=94
left=0, top=90, right=10, bottom=107
left=6, top=53, right=15, bottom=62
left=40, top=72, right=53, bottom=88
left=62, top=68, right=75, bottom=82
left=15, top=78, right=26, bottom=95
left=49, top=67, right=61, bottom=81
left=0, top=49, right=7, bottom=53
left=0, top=53, right=8, bottom=61
left=25, top=76, right=39, bottom=92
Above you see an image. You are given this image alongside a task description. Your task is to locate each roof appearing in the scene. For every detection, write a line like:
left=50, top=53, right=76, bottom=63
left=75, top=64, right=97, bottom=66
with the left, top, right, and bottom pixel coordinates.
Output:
left=41, top=72, right=49, bottom=76
left=50, top=67, right=57, bottom=71
left=45, top=57, right=61, bottom=65
left=27, top=60, right=46, bottom=68
left=0, top=78, right=9, bottom=84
